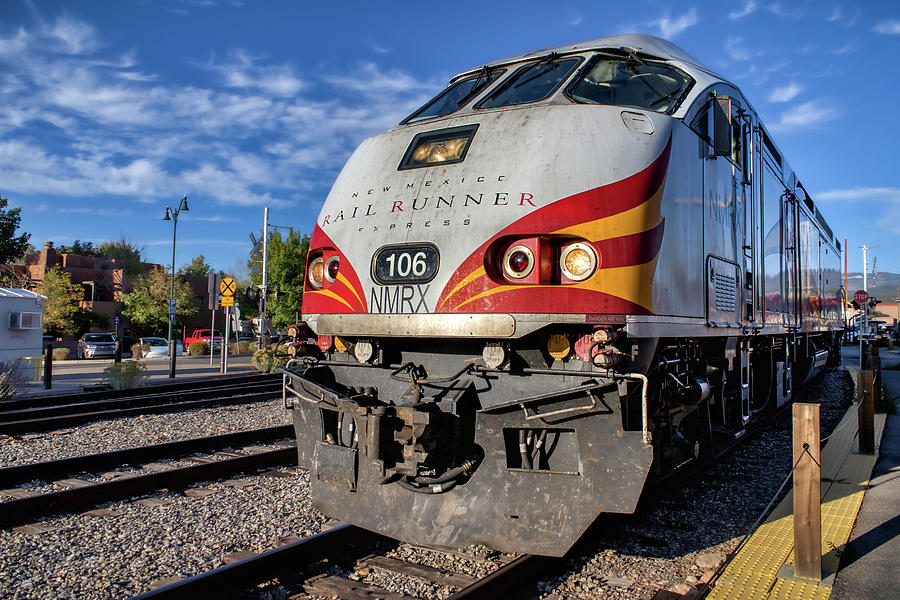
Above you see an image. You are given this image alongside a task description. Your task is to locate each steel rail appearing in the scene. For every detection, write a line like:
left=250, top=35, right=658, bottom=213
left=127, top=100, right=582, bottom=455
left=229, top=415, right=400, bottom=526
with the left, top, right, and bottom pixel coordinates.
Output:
left=0, top=447, right=296, bottom=527
left=129, top=524, right=380, bottom=600
left=0, top=381, right=282, bottom=421
left=0, top=425, right=294, bottom=487
left=445, top=554, right=558, bottom=599
left=0, top=389, right=282, bottom=435
left=1, top=373, right=281, bottom=412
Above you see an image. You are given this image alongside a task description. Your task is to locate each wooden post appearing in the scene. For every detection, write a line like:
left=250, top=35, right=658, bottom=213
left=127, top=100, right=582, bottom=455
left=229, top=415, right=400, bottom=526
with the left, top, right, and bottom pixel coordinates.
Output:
left=859, top=342, right=876, bottom=454
left=793, top=402, right=822, bottom=581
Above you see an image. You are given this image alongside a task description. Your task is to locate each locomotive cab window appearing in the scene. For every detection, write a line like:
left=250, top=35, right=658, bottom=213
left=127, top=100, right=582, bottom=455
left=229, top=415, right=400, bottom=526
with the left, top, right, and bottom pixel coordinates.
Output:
left=567, top=56, right=692, bottom=113
left=475, top=57, right=581, bottom=109
left=402, top=68, right=505, bottom=124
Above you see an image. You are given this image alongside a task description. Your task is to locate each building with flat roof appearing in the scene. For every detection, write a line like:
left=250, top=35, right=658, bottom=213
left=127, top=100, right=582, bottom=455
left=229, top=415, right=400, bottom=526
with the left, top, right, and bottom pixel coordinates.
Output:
left=0, top=288, right=45, bottom=363
left=5, top=241, right=221, bottom=342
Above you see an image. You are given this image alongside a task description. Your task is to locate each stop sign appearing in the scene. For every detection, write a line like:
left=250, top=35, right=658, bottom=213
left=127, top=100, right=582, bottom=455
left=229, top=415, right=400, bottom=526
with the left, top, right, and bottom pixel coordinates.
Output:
left=854, top=290, right=869, bottom=304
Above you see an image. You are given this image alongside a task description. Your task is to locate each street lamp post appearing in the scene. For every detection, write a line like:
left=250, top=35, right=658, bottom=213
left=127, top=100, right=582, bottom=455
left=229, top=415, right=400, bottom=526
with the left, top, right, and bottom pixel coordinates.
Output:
left=163, top=196, right=189, bottom=378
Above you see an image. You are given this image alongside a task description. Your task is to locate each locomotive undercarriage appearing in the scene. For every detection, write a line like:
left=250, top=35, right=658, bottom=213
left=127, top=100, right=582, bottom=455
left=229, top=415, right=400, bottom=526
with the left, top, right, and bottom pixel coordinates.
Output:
left=280, top=328, right=839, bottom=556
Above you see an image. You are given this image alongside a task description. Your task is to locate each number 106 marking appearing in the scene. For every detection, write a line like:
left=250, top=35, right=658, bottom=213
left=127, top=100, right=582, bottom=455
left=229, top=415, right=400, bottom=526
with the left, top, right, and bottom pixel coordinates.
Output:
left=373, top=244, right=438, bottom=284
left=385, top=251, right=427, bottom=277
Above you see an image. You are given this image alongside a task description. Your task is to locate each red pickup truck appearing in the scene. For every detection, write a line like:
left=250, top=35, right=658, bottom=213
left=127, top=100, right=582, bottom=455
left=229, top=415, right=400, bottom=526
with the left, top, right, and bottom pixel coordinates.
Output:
left=185, top=329, right=224, bottom=350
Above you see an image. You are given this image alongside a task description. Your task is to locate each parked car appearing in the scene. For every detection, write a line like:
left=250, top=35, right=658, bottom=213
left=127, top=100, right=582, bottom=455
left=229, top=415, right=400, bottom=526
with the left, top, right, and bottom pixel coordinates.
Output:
left=138, top=337, right=184, bottom=358
left=78, top=333, right=117, bottom=359
left=185, top=329, right=224, bottom=351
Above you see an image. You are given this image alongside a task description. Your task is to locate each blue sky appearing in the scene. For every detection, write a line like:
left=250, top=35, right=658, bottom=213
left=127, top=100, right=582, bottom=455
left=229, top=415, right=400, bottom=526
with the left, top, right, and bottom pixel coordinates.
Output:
left=2, top=0, right=899, bottom=277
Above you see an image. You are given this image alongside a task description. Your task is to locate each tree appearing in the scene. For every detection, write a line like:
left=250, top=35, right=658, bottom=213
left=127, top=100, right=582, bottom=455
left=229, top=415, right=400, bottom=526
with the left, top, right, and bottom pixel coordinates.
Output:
left=121, top=267, right=200, bottom=334
left=98, top=236, right=145, bottom=275
left=179, top=255, right=212, bottom=278
left=248, top=229, right=309, bottom=329
left=58, top=240, right=100, bottom=257
left=37, top=267, right=83, bottom=335
left=0, top=196, right=31, bottom=264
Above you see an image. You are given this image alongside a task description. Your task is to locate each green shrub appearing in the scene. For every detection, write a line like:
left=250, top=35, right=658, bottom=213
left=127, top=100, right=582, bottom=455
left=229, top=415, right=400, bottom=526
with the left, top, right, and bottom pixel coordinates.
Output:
left=251, top=348, right=289, bottom=373
left=52, top=347, right=70, bottom=361
left=230, top=341, right=253, bottom=355
left=188, top=341, right=210, bottom=356
left=102, top=361, right=148, bottom=390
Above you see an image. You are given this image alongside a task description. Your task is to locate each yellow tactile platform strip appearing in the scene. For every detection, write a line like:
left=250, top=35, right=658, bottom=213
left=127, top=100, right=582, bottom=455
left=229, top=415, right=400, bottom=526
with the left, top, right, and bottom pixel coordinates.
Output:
left=707, top=403, right=886, bottom=600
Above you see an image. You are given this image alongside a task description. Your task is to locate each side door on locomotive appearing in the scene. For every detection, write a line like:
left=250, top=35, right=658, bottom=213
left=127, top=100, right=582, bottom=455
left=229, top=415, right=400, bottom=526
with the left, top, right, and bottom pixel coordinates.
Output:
left=691, top=85, right=762, bottom=426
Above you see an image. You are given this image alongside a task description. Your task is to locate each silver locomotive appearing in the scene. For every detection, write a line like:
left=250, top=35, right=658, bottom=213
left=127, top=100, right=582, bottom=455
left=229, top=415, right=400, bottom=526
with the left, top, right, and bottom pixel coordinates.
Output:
left=281, top=34, right=842, bottom=556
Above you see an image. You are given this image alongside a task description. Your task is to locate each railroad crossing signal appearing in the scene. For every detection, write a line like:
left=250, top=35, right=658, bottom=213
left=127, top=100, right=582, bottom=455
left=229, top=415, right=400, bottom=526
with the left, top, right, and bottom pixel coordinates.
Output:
left=249, top=232, right=263, bottom=260
left=220, top=277, right=237, bottom=297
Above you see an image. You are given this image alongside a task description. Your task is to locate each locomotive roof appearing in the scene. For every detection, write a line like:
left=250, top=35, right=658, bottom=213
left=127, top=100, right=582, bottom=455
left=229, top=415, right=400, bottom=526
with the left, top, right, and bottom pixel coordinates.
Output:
left=459, top=34, right=725, bottom=83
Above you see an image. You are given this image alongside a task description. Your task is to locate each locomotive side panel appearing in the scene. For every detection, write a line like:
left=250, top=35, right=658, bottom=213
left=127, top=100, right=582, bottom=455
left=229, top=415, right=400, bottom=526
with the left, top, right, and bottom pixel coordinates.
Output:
left=648, top=121, right=704, bottom=319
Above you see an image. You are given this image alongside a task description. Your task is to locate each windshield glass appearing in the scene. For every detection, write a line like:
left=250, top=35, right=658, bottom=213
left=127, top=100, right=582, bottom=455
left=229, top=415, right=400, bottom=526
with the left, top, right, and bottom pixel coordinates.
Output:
left=567, top=55, right=692, bottom=113
left=476, top=57, right=581, bottom=109
left=144, top=338, right=167, bottom=346
left=403, top=69, right=505, bottom=124
left=85, top=334, right=114, bottom=343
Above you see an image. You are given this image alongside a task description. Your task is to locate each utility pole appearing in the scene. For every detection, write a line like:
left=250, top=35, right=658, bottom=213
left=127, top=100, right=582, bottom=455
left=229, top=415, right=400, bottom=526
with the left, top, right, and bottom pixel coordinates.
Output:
left=259, top=207, right=269, bottom=349
left=861, top=244, right=869, bottom=292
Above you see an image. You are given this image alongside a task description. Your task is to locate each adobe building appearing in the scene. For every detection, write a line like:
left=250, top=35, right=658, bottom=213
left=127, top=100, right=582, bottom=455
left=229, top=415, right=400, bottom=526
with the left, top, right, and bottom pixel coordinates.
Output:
left=14, top=241, right=219, bottom=341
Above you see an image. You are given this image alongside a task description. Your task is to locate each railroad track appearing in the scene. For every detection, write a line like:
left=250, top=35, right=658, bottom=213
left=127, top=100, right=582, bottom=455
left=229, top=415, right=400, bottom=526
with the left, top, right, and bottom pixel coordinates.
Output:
left=120, top=380, right=834, bottom=600
left=0, top=425, right=296, bottom=527
left=0, top=375, right=283, bottom=434
left=130, top=523, right=553, bottom=600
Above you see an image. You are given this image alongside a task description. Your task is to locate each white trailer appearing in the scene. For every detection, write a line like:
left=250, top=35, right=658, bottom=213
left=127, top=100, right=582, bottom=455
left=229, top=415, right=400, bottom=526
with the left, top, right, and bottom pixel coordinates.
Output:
left=0, top=288, right=46, bottom=367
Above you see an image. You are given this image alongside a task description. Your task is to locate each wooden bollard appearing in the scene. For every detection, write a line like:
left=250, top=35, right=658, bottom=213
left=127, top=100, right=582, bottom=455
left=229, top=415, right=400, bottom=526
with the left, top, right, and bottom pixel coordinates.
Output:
left=792, top=402, right=822, bottom=581
left=859, top=341, right=876, bottom=455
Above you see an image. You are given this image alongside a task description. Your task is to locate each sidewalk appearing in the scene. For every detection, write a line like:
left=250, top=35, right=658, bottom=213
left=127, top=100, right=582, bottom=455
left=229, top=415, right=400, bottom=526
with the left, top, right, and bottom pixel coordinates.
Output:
left=15, top=353, right=258, bottom=398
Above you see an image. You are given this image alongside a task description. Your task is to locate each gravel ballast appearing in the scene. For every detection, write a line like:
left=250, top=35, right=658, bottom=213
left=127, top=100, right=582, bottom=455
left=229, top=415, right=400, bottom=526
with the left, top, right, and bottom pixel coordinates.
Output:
left=0, top=367, right=855, bottom=599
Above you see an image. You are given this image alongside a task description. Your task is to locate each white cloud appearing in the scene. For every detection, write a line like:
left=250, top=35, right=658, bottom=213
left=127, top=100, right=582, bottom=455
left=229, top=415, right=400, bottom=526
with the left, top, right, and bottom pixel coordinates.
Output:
left=0, top=13, right=442, bottom=213
left=769, top=100, right=840, bottom=131
left=823, top=5, right=860, bottom=26
left=325, top=62, right=437, bottom=95
left=725, top=35, right=752, bottom=61
left=206, top=50, right=304, bottom=97
left=832, top=40, right=858, bottom=55
left=729, top=1, right=758, bottom=20
left=768, top=82, right=804, bottom=103
left=815, top=188, right=900, bottom=202
left=766, top=3, right=805, bottom=20
left=0, top=28, right=30, bottom=56
left=42, top=15, right=99, bottom=55
left=874, top=20, right=900, bottom=35
left=364, top=39, right=391, bottom=54
left=648, top=9, right=699, bottom=39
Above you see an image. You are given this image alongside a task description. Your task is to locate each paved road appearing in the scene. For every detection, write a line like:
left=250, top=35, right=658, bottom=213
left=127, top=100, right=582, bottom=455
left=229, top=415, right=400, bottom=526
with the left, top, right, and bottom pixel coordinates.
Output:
left=16, top=353, right=257, bottom=397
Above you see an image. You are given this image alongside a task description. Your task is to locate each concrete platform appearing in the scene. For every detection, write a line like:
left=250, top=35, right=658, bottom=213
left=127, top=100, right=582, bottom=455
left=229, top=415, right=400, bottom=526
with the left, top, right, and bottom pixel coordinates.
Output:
left=830, top=367, right=900, bottom=600
left=707, top=345, right=899, bottom=600
left=13, top=353, right=258, bottom=398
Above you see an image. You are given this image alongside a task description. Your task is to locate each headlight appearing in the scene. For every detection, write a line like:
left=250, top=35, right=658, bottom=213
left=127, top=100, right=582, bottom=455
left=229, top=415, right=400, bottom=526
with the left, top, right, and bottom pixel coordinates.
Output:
left=502, top=244, right=535, bottom=279
left=325, top=255, right=340, bottom=283
left=308, top=256, right=324, bottom=289
left=559, top=242, right=597, bottom=281
left=399, top=125, right=478, bottom=170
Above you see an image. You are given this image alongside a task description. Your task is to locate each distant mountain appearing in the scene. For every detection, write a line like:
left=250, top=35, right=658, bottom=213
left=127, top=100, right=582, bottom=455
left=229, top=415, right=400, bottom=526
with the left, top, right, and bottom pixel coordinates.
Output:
left=846, top=272, right=900, bottom=302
